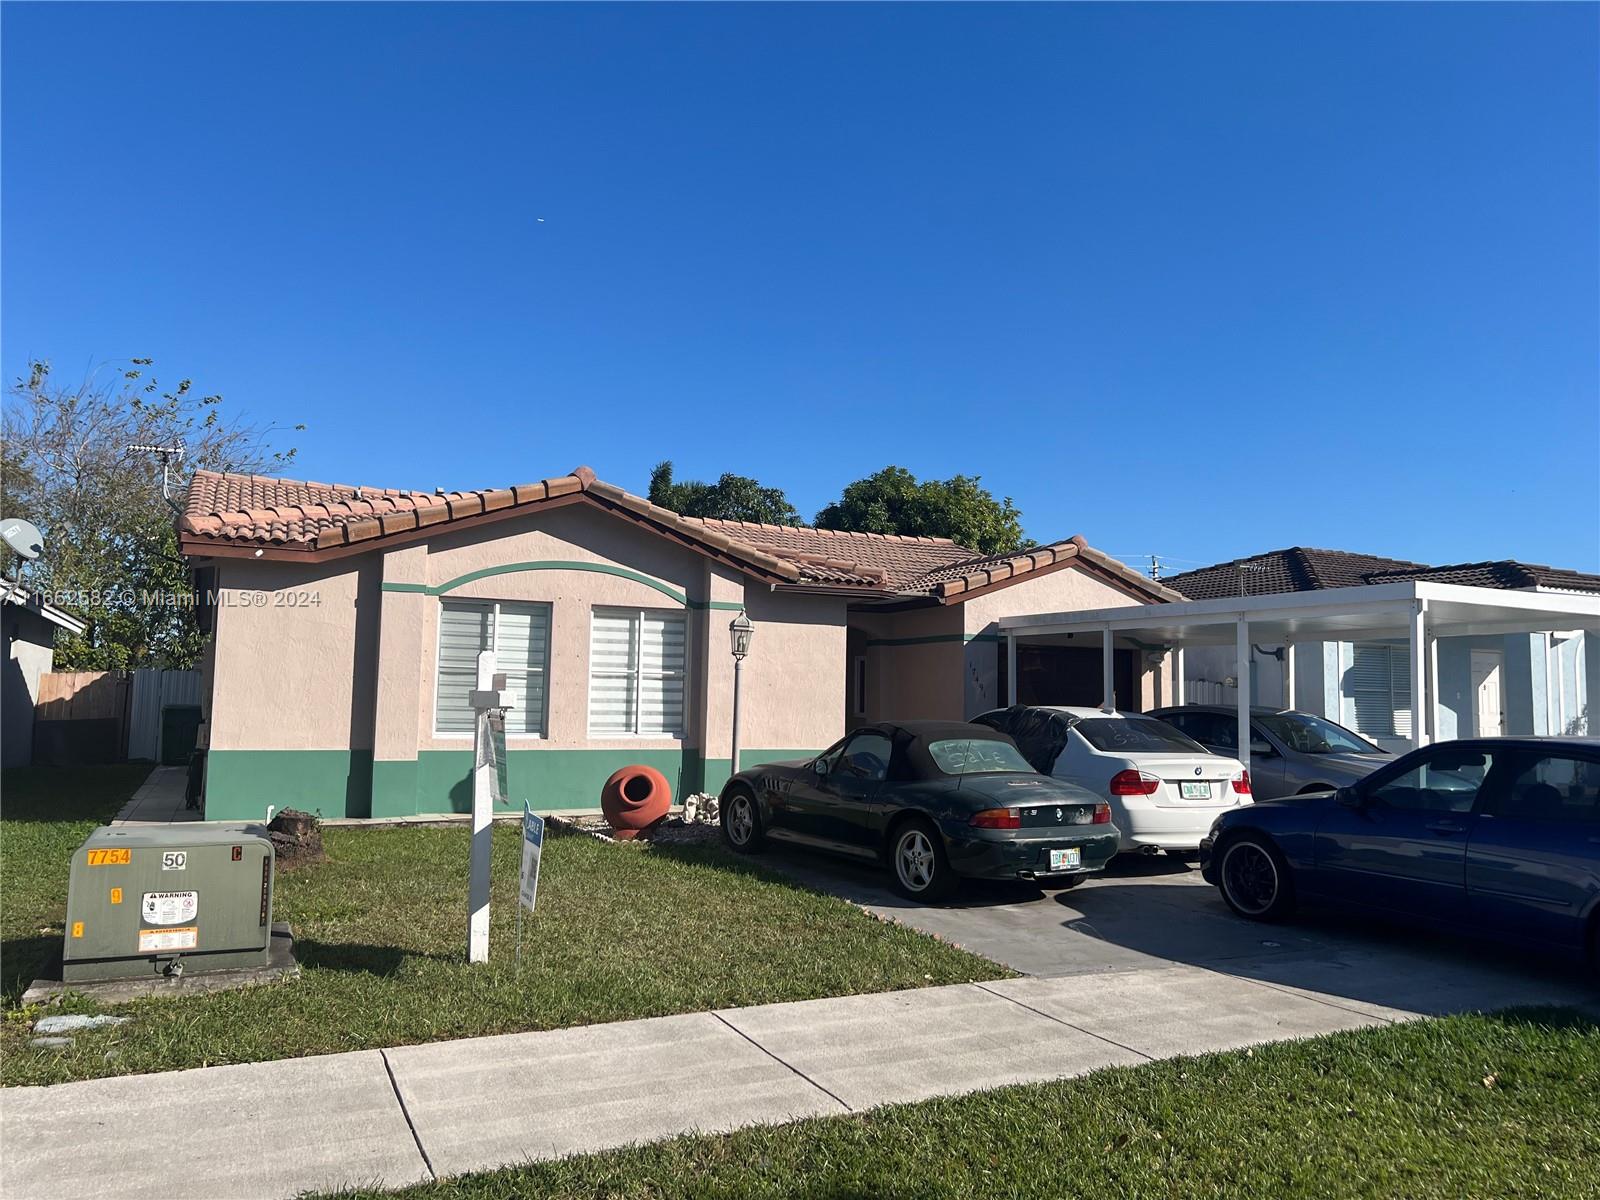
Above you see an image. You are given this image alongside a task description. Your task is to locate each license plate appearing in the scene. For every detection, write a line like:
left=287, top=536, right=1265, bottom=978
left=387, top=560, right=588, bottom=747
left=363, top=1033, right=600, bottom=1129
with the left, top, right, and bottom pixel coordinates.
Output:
left=1049, top=848, right=1081, bottom=871
left=1180, top=781, right=1212, bottom=800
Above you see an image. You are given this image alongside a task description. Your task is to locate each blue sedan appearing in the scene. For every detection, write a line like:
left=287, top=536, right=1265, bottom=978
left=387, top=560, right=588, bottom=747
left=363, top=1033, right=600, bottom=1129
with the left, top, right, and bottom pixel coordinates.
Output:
left=1198, top=737, right=1600, bottom=973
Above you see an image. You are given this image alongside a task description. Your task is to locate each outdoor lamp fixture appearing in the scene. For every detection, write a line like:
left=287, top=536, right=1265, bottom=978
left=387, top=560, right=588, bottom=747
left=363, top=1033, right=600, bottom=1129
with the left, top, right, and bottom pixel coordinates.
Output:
left=729, top=610, right=754, bottom=785
left=729, top=610, right=754, bottom=660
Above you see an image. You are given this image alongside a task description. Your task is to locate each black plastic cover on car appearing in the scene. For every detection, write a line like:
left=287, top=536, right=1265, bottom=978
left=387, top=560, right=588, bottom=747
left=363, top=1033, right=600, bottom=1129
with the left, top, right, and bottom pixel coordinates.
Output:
left=971, top=706, right=1077, bottom=774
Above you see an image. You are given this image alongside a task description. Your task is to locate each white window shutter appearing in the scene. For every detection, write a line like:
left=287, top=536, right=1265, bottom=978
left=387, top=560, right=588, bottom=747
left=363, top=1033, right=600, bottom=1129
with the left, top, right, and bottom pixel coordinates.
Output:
left=589, top=612, right=638, bottom=735
left=436, top=604, right=492, bottom=734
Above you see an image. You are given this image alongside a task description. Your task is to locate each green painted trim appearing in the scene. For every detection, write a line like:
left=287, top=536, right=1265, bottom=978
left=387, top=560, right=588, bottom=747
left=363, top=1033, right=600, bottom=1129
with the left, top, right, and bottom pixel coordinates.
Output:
left=380, top=560, right=745, bottom=610
left=205, top=750, right=374, bottom=822
left=207, top=745, right=822, bottom=820
left=865, top=633, right=1002, bottom=648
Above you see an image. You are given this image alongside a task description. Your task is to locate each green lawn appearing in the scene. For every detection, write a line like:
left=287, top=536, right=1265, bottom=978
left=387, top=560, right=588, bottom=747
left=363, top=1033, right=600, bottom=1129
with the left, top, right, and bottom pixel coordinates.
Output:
left=1, top=765, right=151, bottom=1004
left=1, top=769, right=1006, bottom=1086
left=329, top=1008, right=1600, bottom=1200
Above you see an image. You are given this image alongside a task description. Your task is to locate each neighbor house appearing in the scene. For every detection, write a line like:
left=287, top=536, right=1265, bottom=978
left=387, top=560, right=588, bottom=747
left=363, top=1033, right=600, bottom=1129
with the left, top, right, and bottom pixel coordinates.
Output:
left=1166, top=548, right=1600, bottom=751
left=2, top=584, right=87, bottom=767
left=179, top=466, right=1177, bottom=821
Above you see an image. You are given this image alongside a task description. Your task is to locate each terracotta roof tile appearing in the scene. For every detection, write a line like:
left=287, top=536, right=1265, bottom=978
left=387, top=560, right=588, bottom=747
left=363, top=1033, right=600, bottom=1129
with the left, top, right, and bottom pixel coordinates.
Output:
left=179, top=468, right=1170, bottom=603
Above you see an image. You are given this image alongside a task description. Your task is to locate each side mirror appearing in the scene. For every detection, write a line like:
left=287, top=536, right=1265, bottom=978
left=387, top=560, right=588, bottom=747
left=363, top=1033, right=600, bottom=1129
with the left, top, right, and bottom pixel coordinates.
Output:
left=1249, top=738, right=1275, bottom=757
left=812, top=758, right=828, bottom=777
left=1336, top=787, right=1364, bottom=808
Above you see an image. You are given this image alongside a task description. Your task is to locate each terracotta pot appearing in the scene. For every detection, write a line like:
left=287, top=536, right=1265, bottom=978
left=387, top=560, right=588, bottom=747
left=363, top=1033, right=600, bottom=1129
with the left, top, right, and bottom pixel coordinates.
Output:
left=600, top=765, right=672, bottom=840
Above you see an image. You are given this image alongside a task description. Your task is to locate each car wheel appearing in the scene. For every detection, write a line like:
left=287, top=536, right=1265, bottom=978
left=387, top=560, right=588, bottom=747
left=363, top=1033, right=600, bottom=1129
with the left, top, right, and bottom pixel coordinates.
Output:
left=1217, top=833, right=1295, bottom=921
left=720, top=787, right=766, bottom=854
left=889, top=819, right=956, bottom=902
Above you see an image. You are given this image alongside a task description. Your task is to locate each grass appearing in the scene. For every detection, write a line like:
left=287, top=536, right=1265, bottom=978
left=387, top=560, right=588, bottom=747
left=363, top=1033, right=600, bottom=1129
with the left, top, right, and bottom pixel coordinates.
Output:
left=328, top=1007, right=1600, bottom=1200
left=1, top=765, right=151, bottom=1003
left=0, top=769, right=1006, bottom=1086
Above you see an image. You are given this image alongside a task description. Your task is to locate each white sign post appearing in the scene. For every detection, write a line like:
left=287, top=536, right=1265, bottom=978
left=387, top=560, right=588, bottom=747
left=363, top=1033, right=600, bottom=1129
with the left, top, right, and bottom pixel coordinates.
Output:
left=516, top=802, right=544, bottom=968
left=467, top=650, right=510, bottom=965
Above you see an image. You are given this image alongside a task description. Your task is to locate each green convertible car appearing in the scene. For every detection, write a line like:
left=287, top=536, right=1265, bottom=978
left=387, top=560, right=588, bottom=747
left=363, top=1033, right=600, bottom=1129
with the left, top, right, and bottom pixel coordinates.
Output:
left=719, top=720, right=1120, bottom=901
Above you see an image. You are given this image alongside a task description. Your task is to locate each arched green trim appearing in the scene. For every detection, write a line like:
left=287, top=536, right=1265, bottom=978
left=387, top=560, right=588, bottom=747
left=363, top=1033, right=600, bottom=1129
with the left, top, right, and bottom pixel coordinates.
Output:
left=381, top=560, right=744, bottom=609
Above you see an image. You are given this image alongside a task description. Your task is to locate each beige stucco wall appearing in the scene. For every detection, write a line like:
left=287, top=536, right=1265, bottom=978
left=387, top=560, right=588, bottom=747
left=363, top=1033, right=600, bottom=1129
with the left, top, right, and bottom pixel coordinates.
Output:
left=204, top=503, right=848, bottom=776
left=206, top=557, right=378, bottom=752
left=850, top=604, right=966, bottom=723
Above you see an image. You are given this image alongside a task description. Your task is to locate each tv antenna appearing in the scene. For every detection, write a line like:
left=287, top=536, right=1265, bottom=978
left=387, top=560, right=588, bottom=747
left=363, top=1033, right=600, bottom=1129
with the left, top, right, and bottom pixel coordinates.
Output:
left=128, top=442, right=186, bottom=502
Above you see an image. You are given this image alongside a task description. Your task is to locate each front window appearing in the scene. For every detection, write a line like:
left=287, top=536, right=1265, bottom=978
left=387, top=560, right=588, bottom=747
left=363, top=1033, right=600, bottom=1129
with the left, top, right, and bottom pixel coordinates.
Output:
left=1074, top=717, right=1206, bottom=754
left=1346, top=643, right=1413, bottom=739
left=1365, top=747, right=1499, bottom=813
left=837, top=733, right=892, bottom=782
left=434, top=600, right=550, bottom=735
left=926, top=738, right=1035, bottom=776
left=589, top=608, right=687, bottom=736
left=1255, top=712, right=1380, bottom=755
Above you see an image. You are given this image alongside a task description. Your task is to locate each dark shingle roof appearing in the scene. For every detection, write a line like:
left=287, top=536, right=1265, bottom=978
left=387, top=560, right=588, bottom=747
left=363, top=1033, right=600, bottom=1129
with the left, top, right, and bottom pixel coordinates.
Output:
left=1166, top=547, right=1600, bottom=599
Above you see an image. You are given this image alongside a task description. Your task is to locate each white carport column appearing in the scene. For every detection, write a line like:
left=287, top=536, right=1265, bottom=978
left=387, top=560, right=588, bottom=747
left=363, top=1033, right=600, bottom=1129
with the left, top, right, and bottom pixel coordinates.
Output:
left=1409, top=600, right=1429, bottom=748
left=1101, top=625, right=1115, bottom=711
left=1284, top=642, right=1297, bottom=710
left=1006, top=633, right=1018, bottom=705
left=1174, top=646, right=1186, bottom=706
left=1236, top=616, right=1251, bottom=777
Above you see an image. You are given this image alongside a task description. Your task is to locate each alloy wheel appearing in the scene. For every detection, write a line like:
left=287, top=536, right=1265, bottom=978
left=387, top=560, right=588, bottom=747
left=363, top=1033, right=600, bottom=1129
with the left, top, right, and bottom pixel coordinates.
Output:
left=1221, top=840, right=1279, bottom=916
left=728, top=796, right=754, bottom=846
left=896, top=829, right=936, bottom=892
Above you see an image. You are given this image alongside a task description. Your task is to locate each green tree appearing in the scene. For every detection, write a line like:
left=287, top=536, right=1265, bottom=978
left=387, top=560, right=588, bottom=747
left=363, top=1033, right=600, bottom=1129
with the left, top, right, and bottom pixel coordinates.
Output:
left=1, top=359, right=301, bottom=669
left=814, top=466, right=1027, bottom=555
left=647, top=461, right=802, bottom=525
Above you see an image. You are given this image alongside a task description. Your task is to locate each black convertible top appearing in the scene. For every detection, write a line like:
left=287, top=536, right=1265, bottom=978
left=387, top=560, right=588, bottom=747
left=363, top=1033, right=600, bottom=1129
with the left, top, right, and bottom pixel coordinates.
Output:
left=846, top=721, right=1025, bottom=782
left=970, top=706, right=1078, bottom=774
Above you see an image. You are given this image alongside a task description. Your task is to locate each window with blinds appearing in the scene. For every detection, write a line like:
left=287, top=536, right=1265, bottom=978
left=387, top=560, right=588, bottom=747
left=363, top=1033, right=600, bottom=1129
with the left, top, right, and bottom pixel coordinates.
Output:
left=590, top=608, right=687, bottom=736
left=434, top=600, right=550, bottom=736
left=1347, top=643, right=1412, bottom=739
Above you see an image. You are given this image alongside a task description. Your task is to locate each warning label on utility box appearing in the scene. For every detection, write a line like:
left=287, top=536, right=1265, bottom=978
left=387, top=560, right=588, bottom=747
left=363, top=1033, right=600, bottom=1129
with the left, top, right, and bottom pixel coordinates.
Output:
left=142, top=891, right=198, bottom=926
left=138, top=926, right=198, bottom=953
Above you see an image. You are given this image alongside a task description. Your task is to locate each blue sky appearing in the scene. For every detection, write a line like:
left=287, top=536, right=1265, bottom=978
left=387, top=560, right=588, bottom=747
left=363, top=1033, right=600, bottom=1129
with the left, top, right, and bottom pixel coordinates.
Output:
left=4, top=3, right=1596, bottom=573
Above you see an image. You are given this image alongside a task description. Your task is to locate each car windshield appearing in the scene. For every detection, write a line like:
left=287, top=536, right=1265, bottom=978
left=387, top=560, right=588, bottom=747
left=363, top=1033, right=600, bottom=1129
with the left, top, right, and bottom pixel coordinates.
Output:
left=1075, top=717, right=1205, bottom=754
left=926, top=739, right=1035, bottom=776
left=1255, top=712, right=1379, bottom=755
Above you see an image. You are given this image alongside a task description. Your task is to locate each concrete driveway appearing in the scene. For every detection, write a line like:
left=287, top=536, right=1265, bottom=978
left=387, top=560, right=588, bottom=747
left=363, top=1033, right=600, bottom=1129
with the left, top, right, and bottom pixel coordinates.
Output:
left=768, top=847, right=1598, bottom=1017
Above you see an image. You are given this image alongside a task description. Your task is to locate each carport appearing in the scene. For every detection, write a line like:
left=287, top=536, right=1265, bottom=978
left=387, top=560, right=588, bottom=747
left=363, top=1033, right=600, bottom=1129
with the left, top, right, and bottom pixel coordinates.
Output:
left=999, top=580, right=1600, bottom=775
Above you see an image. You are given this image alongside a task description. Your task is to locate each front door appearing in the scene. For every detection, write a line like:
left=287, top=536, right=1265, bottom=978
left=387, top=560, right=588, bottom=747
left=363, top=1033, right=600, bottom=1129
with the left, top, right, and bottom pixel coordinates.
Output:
left=1312, top=745, right=1505, bottom=920
left=1471, top=650, right=1505, bottom=736
left=1466, top=750, right=1600, bottom=948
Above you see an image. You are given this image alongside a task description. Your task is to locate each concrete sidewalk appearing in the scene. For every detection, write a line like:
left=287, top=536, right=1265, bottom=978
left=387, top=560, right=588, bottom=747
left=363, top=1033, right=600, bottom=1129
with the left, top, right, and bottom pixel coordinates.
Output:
left=112, top=765, right=197, bottom=825
left=5, top=959, right=1595, bottom=1200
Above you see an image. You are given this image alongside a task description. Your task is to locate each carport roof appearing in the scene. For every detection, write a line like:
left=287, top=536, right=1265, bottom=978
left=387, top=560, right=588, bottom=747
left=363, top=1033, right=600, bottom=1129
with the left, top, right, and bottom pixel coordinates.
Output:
left=999, top=579, right=1600, bottom=646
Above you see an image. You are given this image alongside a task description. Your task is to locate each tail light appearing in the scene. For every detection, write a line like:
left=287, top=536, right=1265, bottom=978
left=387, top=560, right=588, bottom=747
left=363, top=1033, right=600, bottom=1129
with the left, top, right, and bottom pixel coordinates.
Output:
left=1232, top=770, right=1252, bottom=796
left=970, top=807, right=1021, bottom=829
left=1109, top=769, right=1160, bottom=796
left=1092, top=802, right=1112, bottom=824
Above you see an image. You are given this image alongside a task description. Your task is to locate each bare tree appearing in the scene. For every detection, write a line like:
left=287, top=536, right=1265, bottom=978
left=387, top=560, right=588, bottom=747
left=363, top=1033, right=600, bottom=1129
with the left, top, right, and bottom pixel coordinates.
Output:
left=2, top=359, right=302, bottom=668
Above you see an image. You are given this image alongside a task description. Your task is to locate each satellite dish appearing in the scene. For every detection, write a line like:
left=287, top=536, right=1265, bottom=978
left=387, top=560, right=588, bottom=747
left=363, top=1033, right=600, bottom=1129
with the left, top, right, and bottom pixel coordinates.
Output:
left=0, top=518, right=43, bottom=561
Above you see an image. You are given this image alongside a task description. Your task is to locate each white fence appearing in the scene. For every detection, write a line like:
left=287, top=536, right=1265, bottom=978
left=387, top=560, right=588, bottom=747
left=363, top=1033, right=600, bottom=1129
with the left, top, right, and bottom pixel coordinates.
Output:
left=127, top=669, right=202, bottom=762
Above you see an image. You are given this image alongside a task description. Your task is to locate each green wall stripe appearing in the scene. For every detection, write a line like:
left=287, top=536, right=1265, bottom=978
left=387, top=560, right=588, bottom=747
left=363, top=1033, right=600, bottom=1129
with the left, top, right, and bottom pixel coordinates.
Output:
left=204, top=746, right=818, bottom=821
left=381, top=560, right=744, bottom=609
left=865, top=633, right=1002, bottom=647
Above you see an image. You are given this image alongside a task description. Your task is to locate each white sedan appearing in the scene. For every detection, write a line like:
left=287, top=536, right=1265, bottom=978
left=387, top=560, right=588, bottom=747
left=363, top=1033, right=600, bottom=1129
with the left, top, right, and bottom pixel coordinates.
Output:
left=974, top=706, right=1251, bottom=854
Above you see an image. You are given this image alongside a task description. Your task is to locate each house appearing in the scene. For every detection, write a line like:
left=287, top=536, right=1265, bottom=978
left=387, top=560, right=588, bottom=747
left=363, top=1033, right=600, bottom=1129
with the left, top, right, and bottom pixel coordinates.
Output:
left=1164, top=548, right=1600, bottom=750
left=2, top=584, right=87, bottom=767
left=178, top=466, right=1177, bottom=821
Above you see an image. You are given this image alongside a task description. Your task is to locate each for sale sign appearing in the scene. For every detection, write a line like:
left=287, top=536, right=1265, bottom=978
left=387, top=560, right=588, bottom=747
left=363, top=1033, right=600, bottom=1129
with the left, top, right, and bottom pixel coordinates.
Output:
left=519, top=803, right=544, bottom=913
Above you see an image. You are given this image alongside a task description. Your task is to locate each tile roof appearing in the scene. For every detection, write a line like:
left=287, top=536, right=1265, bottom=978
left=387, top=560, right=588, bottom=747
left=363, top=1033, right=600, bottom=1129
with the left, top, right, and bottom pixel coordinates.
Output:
left=179, top=467, right=1172, bottom=604
left=1166, top=547, right=1600, bottom=599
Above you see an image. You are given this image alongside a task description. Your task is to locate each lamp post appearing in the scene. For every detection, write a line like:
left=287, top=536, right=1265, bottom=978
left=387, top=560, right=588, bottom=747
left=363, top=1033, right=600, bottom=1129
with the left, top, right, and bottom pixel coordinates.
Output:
left=729, top=611, right=754, bottom=780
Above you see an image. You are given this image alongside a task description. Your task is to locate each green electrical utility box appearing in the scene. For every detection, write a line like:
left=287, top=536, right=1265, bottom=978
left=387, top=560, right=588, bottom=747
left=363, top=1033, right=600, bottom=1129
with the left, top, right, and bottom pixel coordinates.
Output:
left=63, top=825, right=275, bottom=982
